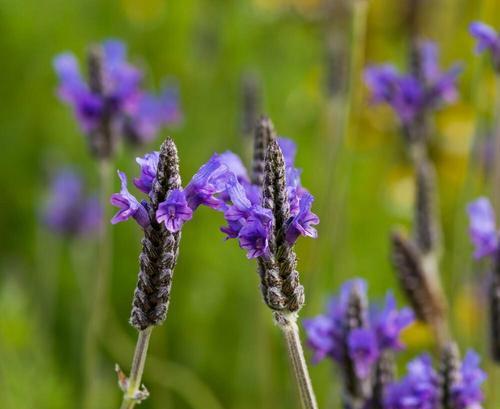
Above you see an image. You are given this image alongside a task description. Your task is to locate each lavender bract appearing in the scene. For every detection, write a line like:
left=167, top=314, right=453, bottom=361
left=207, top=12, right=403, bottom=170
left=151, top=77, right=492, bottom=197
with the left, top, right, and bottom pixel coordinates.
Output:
left=467, top=197, right=498, bottom=259
left=43, top=169, right=102, bottom=237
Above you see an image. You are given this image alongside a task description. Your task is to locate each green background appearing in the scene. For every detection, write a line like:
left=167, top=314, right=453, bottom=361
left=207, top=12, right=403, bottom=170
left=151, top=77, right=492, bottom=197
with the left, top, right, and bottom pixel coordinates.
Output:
left=0, top=0, right=498, bottom=407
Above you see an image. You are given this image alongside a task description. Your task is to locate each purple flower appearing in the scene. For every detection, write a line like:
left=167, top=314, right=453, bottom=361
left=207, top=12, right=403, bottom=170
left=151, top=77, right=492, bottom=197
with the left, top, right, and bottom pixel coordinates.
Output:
left=43, top=169, right=102, bottom=237
left=347, top=328, right=379, bottom=379
left=54, top=40, right=182, bottom=145
left=385, top=355, right=440, bottom=409
left=134, top=151, right=160, bottom=194
left=304, top=278, right=412, bottom=384
left=303, top=315, right=338, bottom=364
left=470, top=22, right=500, bottom=66
left=467, top=197, right=498, bottom=259
left=372, top=292, right=414, bottom=350
left=239, top=215, right=272, bottom=259
left=156, top=189, right=193, bottom=233
left=183, top=154, right=232, bottom=210
left=125, top=85, right=182, bottom=143
left=286, top=192, right=320, bottom=244
left=110, top=171, right=150, bottom=228
left=451, top=350, right=486, bottom=409
left=365, top=42, right=460, bottom=126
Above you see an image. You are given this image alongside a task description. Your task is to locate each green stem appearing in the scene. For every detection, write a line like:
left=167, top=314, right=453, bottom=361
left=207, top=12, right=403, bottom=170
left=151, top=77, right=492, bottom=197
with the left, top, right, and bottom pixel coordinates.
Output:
left=120, top=327, right=153, bottom=409
left=83, top=159, right=113, bottom=409
left=492, top=75, right=500, bottom=214
left=276, top=313, right=318, bottom=409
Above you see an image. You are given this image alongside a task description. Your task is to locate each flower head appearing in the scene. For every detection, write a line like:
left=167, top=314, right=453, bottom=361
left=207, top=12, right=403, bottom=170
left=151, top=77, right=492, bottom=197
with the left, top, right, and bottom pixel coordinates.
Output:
left=43, top=169, right=102, bottom=236
left=54, top=40, right=181, bottom=153
left=365, top=42, right=460, bottom=127
left=467, top=197, right=498, bottom=259
left=385, top=354, right=440, bottom=409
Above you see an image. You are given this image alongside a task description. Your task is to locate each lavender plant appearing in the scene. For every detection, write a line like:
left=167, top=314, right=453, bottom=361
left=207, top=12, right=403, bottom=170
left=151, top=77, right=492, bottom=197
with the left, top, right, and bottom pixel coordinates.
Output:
left=467, top=197, right=500, bottom=362
left=365, top=42, right=461, bottom=345
left=53, top=39, right=182, bottom=409
left=304, top=278, right=414, bottom=409
left=384, top=342, right=486, bottom=409
left=470, top=23, right=500, bottom=221
left=54, top=39, right=181, bottom=155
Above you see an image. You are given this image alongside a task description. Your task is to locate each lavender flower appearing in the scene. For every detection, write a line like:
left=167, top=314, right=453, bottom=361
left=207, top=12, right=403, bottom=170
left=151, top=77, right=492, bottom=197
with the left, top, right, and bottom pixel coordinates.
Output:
left=54, top=39, right=181, bottom=156
left=156, top=189, right=193, bottom=233
left=385, top=354, right=440, bottom=409
left=304, top=280, right=413, bottom=368
left=470, top=22, right=500, bottom=71
left=451, top=350, right=486, bottom=409
left=305, top=279, right=413, bottom=408
left=110, top=171, right=150, bottom=229
left=43, top=168, right=102, bottom=237
left=467, top=197, right=498, bottom=259
left=365, top=42, right=460, bottom=142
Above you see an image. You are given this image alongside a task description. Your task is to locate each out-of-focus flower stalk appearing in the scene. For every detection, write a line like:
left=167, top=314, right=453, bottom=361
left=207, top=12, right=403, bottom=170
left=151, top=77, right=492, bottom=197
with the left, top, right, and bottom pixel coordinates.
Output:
left=492, top=76, right=500, bottom=212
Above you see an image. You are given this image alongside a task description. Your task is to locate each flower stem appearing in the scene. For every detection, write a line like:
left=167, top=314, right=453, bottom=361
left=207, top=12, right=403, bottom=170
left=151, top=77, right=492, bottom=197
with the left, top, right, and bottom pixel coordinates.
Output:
left=83, top=159, right=113, bottom=409
left=492, top=75, right=500, bottom=214
left=276, top=313, right=318, bottom=409
left=119, top=327, right=153, bottom=409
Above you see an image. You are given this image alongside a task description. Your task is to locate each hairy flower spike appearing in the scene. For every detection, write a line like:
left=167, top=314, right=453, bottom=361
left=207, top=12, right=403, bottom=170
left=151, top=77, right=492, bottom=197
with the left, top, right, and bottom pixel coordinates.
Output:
left=261, top=140, right=304, bottom=314
left=130, top=138, right=181, bottom=330
left=241, top=74, right=261, bottom=137
left=252, top=116, right=277, bottom=186
left=414, top=159, right=439, bottom=254
left=390, top=231, right=444, bottom=324
left=440, top=342, right=462, bottom=409
left=371, top=351, right=395, bottom=409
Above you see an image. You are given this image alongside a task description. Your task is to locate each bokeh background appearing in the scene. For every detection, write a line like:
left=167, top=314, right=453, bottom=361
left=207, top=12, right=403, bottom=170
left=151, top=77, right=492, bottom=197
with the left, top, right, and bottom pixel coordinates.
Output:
left=1, top=0, right=499, bottom=407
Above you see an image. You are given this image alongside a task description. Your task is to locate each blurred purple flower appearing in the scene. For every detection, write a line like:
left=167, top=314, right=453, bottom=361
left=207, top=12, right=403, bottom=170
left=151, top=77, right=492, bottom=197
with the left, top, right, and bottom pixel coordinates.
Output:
left=43, top=169, right=102, bottom=237
left=54, top=39, right=181, bottom=146
left=347, top=328, right=379, bottom=379
left=304, top=279, right=412, bottom=380
left=365, top=42, right=461, bottom=126
left=285, top=191, right=319, bottom=244
left=470, top=22, right=500, bottom=71
left=385, top=354, right=441, bottom=409
left=156, top=189, right=193, bottom=233
left=467, top=197, right=498, bottom=259
left=372, top=292, right=414, bottom=350
left=110, top=171, right=150, bottom=228
left=451, top=350, right=487, bottom=409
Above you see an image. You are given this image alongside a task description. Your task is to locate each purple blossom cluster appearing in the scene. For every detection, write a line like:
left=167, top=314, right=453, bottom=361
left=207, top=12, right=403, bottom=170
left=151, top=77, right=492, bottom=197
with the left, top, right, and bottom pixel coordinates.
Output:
left=43, top=169, right=102, bottom=237
left=54, top=39, right=181, bottom=145
left=364, top=41, right=461, bottom=127
left=470, top=22, right=500, bottom=71
left=111, top=138, right=319, bottom=258
left=385, top=351, right=486, bottom=409
left=303, top=279, right=414, bottom=380
left=467, top=197, right=498, bottom=259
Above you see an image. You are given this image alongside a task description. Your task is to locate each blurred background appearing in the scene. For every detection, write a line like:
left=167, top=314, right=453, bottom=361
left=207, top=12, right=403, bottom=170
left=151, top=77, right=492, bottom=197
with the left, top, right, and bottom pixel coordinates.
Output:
left=0, top=0, right=499, bottom=407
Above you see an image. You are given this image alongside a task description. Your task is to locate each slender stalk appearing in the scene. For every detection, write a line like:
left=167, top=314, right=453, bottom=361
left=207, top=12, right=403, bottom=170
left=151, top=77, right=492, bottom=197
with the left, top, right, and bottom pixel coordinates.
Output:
left=83, top=159, right=113, bottom=409
left=120, top=327, right=153, bottom=409
left=492, top=75, right=500, bottom=214
left=277, top=314, right=318, bottom=409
